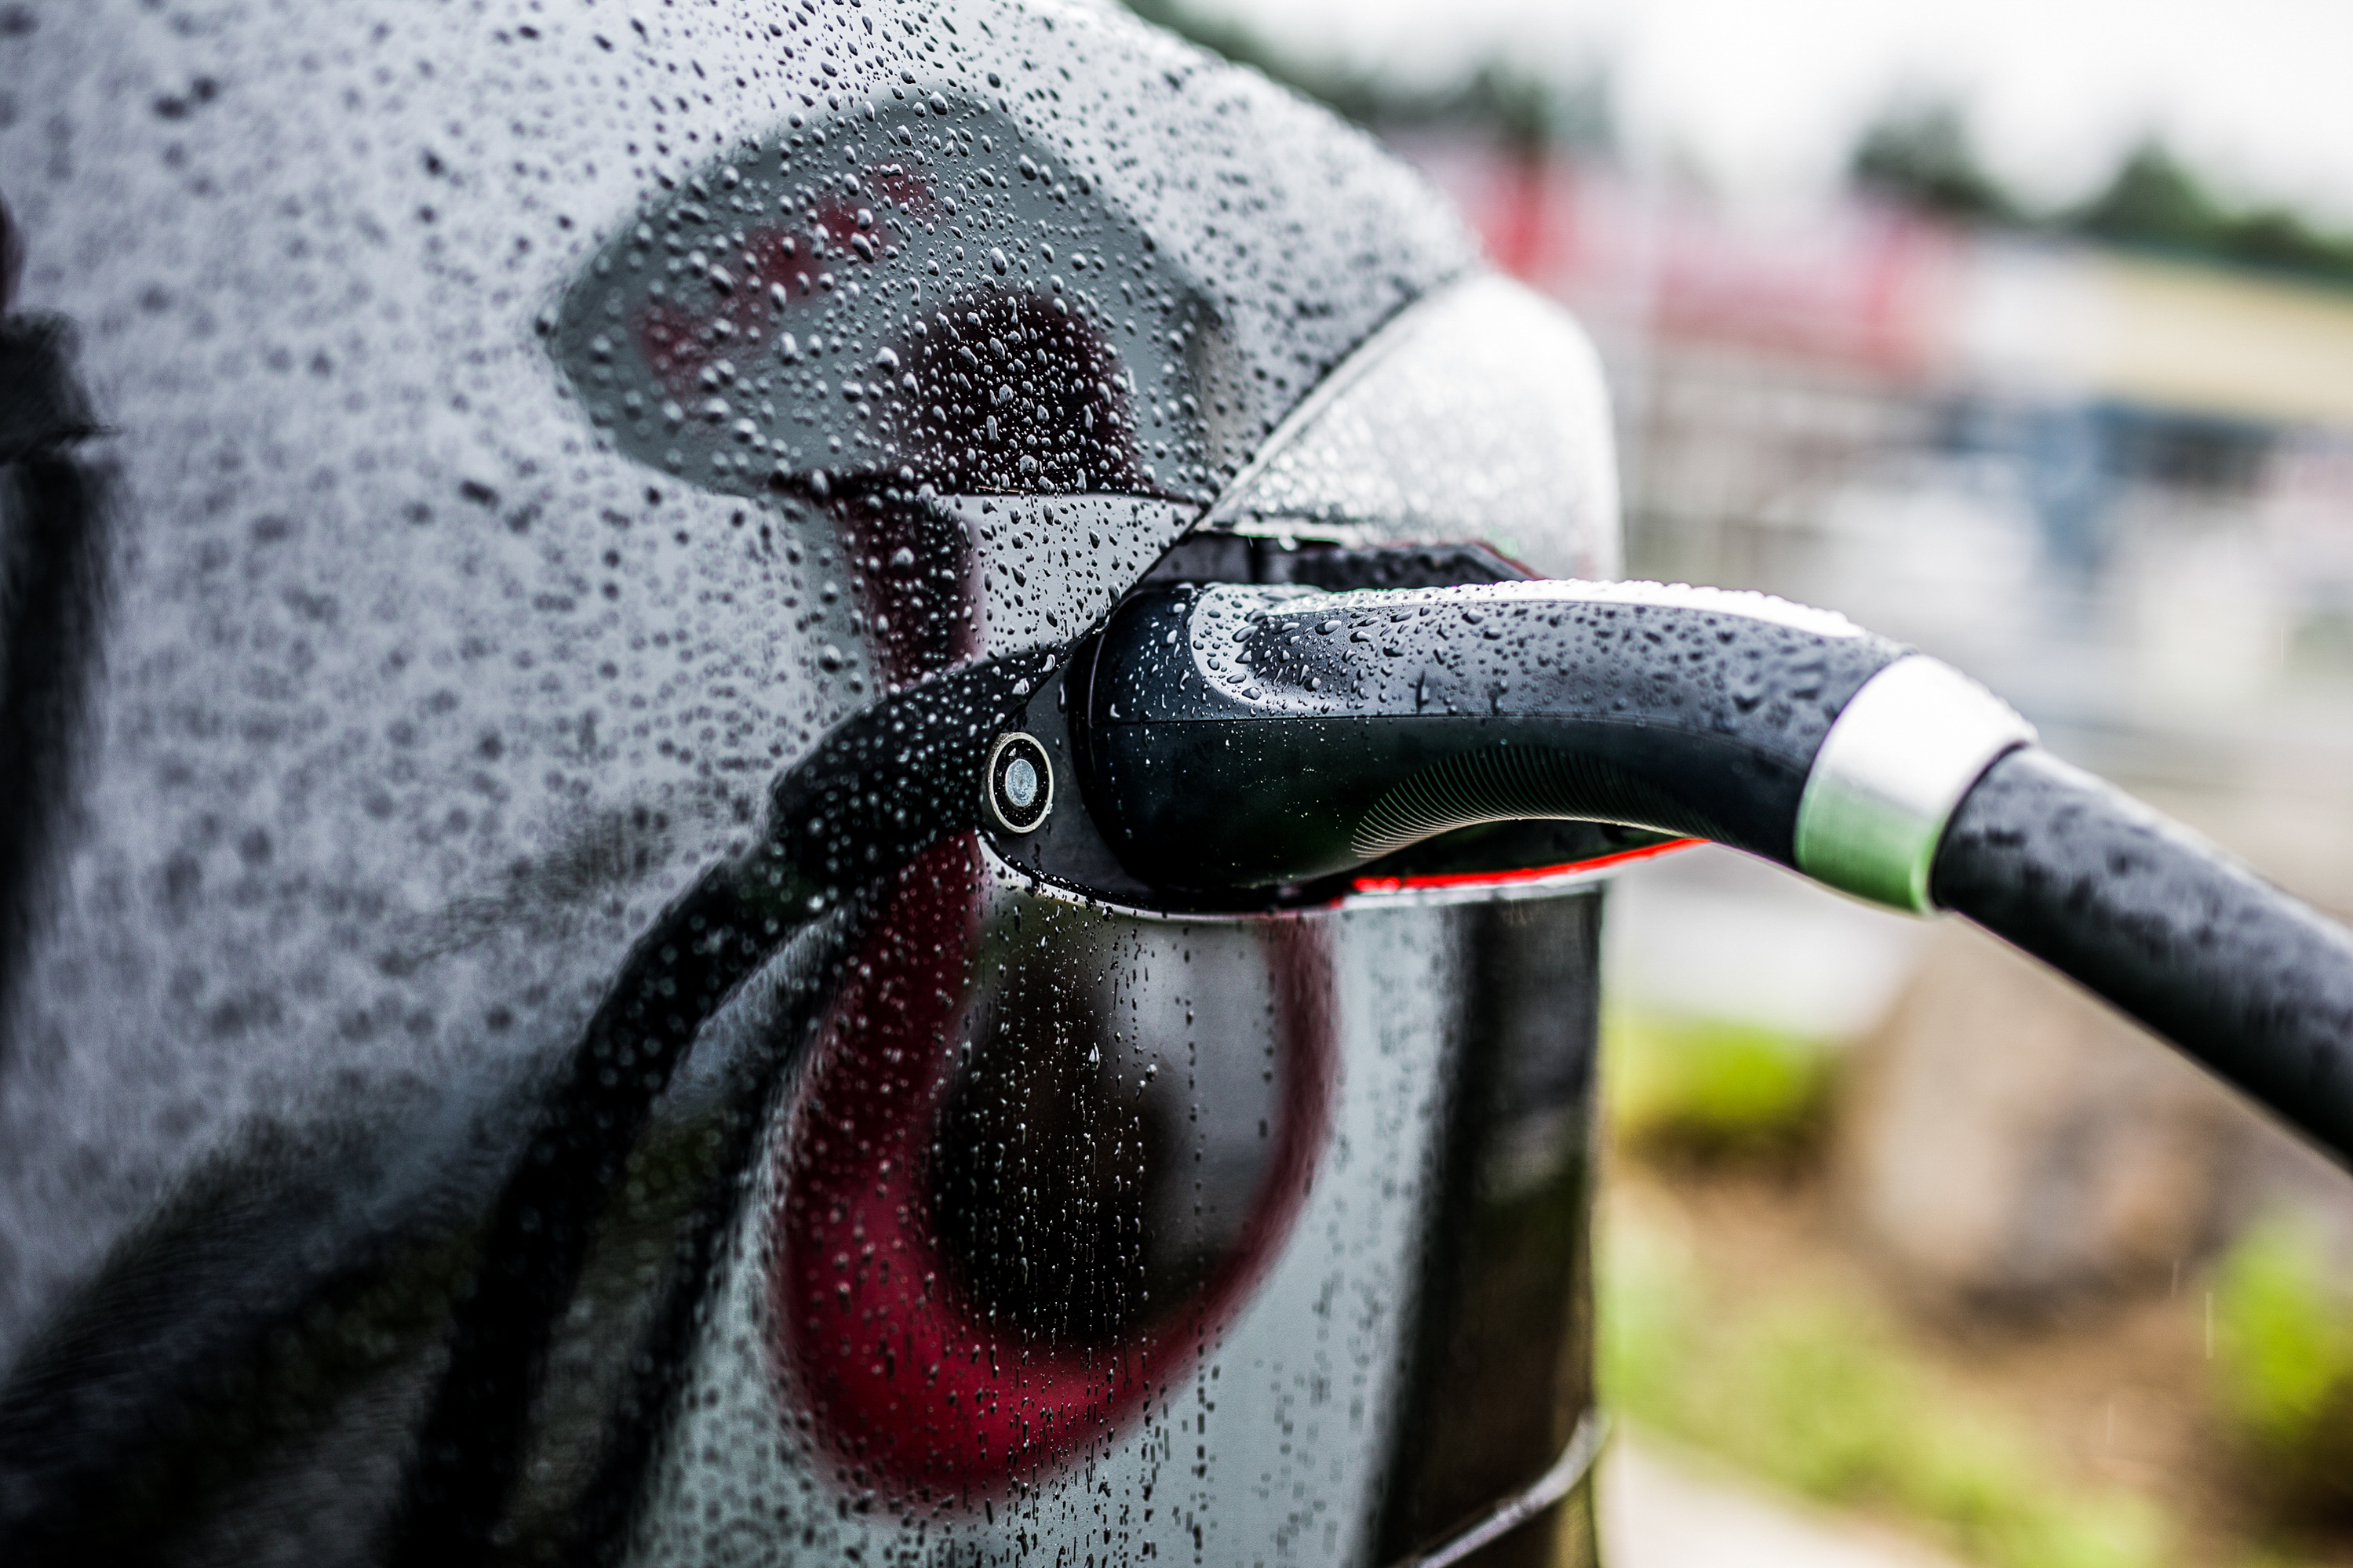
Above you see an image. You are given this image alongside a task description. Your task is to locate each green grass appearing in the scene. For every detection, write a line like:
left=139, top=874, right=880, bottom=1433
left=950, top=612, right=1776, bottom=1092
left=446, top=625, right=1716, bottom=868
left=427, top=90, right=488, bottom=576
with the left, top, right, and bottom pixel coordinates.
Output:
left=1604, top=1008, right=1841, bottom=1160
left=1600, top=1008, right=2353, bottom=1563
left=2211, top=1215, right=2353, bottom=1515
left=1599, top=1204, right=2173, bottom=1568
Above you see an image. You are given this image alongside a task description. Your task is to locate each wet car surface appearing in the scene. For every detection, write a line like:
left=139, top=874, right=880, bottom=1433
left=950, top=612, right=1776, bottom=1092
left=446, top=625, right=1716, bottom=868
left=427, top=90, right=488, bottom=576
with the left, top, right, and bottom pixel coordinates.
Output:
left=0, top=3, right=1623, bottom=1563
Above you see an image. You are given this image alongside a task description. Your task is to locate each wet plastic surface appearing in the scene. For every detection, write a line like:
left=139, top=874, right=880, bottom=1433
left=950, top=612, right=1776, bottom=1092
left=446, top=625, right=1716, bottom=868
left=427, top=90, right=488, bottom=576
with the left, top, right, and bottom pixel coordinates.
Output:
left=1081, top=581, right=1901, bottom=888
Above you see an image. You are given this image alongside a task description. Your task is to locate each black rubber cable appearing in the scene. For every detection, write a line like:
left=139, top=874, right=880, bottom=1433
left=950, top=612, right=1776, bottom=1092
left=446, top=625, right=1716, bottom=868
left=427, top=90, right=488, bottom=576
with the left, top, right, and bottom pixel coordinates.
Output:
left=1933, top=746, right=2353, bottom=1163
left=1073, top=578, right=2353, bottom=1170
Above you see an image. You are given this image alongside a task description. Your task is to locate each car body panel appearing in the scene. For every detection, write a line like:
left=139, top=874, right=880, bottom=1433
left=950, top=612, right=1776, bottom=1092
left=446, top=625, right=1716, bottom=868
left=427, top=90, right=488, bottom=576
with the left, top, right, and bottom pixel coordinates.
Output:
left=0, top=3, right=1616, bottom=1563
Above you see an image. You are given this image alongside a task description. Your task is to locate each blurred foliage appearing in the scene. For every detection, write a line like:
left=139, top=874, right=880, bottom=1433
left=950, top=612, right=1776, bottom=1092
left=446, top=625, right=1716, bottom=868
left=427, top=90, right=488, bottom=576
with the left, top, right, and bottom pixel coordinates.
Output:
left=1601, top=1208, right=2173, bottom=1568
left=1119, top=0, right=1613, bottom=155
left=1124, top=0, right=2353, bottom=290
left=2075, top=146, right=2353, bottom=286
left=2286, top=608, right=2353, bottom=679
left=1604, top=1009, right=1838, bottom=1162
left=2212, top=1215, right=2353, bottom=1516
left=1845, top=100, right=2033, bottom=227
left=1852, top=100, right=2353, bottom=291
left=1852, top=102, right=2027, bottom=227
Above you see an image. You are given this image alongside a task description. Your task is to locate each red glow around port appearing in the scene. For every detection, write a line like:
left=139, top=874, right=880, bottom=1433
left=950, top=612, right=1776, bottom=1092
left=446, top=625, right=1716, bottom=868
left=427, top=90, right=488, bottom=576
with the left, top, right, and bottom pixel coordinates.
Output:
left=1349, top=837, right=1701, bottom=896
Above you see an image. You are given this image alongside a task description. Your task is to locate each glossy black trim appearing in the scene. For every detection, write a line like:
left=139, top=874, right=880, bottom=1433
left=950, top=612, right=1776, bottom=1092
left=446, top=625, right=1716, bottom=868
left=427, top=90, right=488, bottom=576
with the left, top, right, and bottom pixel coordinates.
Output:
left=1374, top=893, right=1604, bottom=1563
left=1385, top=1413, right=1608, bottom=1568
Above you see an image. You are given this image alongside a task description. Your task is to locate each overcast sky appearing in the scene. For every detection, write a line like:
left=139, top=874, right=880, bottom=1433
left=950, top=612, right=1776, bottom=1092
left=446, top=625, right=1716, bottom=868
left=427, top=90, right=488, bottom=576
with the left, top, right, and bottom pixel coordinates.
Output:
left=1180, top=0, right=2353, bottom=218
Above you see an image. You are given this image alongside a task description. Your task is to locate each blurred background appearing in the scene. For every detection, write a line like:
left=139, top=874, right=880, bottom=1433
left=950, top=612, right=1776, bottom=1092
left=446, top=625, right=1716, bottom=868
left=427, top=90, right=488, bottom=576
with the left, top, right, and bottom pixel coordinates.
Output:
left=1126, top=2, right=2353, bottom=1563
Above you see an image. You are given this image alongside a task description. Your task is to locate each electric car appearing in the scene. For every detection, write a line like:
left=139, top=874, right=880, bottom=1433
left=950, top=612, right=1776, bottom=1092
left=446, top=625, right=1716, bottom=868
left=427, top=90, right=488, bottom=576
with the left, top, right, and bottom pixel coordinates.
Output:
left=2, top=5, right=2347, bottom=1566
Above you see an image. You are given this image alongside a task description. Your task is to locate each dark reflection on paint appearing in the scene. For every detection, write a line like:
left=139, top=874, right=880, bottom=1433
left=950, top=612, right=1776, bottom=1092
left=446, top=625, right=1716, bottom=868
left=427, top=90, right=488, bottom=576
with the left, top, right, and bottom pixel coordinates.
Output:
left=890, top=289, right=1153, bottom=498
left=0, top=290, right=107, bottom=1070
left=931, top=919, right=1275, bottom=1348
left=832, top=493, right=982, bottom=679
left=773, top=875, right=1335, bottom=1499
left=934, top=948, right=1189, bottom=1347
left=551, top=100, right=1199, bottom=505
left=1378, top=894, right=1604, bottom=1568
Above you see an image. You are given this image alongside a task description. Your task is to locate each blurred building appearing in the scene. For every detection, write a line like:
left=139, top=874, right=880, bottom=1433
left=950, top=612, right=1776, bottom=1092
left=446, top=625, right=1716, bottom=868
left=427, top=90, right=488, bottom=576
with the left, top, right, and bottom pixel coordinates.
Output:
left=1398, top=133, right=2353, bottom=900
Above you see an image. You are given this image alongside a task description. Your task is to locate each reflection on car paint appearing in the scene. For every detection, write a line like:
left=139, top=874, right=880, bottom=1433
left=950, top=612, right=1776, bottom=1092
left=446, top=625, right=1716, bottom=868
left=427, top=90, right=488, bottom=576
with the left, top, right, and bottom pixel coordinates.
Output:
left=775, top=837, right=1335, bottom=1495
left=0, top=3, right=1619, bottom=1563
left=619, top=872, right=1603, bottom=1567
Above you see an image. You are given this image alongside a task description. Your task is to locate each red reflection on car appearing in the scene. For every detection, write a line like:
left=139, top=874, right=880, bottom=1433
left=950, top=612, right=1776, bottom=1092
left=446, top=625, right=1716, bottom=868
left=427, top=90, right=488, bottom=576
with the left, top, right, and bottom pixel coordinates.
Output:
left=770, top=839, right=1336, bottom=1499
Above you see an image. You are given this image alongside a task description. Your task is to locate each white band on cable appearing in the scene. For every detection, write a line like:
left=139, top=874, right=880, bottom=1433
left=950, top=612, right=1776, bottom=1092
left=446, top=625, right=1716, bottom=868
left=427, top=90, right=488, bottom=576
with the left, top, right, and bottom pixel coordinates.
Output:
left=1794, top=656, right=2038, bottom=915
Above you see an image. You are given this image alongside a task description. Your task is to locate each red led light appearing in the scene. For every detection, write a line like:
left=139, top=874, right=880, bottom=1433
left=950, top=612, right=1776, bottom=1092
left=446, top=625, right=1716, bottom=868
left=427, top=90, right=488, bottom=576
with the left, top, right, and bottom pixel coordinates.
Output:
left=1349, top=837, right=1701, bottom=896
